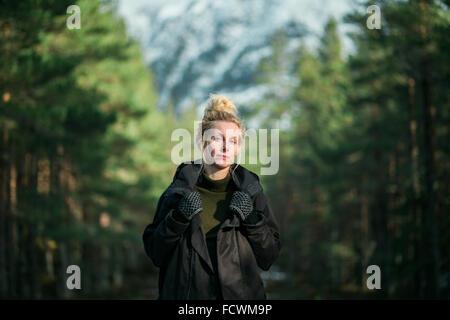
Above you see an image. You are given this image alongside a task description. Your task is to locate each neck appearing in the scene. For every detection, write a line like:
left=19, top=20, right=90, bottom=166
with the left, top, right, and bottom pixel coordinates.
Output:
left=203, top=163, right=231, bottom=180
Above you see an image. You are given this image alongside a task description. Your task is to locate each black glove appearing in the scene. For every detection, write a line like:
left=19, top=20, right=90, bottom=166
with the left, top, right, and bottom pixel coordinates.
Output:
left=229, top=191, right=260, bottom=224
left=172, top=191, right=203, bottom=223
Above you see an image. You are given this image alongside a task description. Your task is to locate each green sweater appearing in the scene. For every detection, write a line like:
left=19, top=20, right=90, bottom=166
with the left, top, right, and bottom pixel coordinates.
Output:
left=195, top=168, right=234, bottom=299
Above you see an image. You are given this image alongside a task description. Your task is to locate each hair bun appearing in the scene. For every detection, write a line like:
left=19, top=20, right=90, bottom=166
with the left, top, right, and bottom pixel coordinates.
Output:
left=197, top=93, right=245, bottom=150
left=204, top=93, right=238, bottom=118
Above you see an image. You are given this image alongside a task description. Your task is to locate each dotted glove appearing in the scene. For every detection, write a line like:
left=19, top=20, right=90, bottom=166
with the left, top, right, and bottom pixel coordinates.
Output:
left=229, top=191, right=255, bottom=222
left=174, top=191, right=203, bottom=222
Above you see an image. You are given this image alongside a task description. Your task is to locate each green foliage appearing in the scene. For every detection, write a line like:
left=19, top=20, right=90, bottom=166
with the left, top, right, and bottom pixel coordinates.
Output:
left=0, top=0, right=175, bottom=298
left=255, top=1, right=449, bottom=299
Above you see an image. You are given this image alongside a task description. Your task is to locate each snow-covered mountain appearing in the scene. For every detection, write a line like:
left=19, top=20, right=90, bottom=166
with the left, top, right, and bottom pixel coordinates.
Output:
left=118, top=0, right=354, bottom=114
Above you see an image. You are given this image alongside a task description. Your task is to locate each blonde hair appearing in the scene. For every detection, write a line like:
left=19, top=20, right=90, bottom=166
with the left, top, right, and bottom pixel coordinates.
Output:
left=196, top=93, right=246, bottom=150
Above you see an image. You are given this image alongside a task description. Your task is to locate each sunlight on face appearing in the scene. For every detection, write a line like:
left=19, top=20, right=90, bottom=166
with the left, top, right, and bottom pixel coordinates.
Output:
left=202, top=121, right=241, bottom=168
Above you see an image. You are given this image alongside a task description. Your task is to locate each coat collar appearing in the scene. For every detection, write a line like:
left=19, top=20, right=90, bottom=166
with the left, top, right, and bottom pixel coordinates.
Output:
left=170, top=159, right=263, bottom=197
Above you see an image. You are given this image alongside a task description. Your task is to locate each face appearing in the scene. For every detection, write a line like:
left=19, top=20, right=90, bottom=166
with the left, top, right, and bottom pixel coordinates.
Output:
left=202, top=121, right=242, bottom=168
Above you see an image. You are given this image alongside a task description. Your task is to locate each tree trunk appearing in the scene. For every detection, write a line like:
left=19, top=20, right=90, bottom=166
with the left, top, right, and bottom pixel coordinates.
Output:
left=407, top=76, right=422, bottom=297
left=418, top=0, right=440, bottom=298
left=0, top=127, right=11, bottom=297
left=27, top=153, right=41, bottom=298
left=421, top=68, right=439, bottom=299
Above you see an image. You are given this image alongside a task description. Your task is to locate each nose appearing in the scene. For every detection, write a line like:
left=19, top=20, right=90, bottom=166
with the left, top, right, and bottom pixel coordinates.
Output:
left=222, top=137, right=232, bottom=153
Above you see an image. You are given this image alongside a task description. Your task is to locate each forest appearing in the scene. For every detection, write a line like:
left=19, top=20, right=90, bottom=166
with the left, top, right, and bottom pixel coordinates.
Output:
left=0, top=0, right=449, bottom=299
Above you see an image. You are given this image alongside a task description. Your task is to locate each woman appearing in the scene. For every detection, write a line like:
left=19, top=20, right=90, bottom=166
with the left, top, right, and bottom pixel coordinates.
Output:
left=143, top=94, right=281, bottom=300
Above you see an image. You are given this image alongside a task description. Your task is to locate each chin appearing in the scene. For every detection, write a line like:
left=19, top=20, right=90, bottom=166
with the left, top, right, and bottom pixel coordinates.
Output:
left=213, top=159, right=232, bottom=168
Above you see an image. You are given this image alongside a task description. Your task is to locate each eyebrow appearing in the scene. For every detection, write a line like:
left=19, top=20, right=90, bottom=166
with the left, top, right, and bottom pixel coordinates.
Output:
left=214, top=133, right=239, bottom=139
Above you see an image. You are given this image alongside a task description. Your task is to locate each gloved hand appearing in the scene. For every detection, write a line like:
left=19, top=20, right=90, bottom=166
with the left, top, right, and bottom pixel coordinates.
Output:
left=172, top=191, right=203, bottom=223
left=229, top=191, right=260, bottom=224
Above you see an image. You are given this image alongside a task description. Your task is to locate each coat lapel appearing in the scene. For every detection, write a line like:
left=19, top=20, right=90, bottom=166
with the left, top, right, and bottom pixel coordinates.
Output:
left=190, top=214, right=214, bottom=273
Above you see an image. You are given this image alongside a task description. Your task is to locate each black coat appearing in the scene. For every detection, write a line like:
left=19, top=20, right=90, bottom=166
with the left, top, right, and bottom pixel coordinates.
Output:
left=142, top=160, right=281, bottom=300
